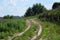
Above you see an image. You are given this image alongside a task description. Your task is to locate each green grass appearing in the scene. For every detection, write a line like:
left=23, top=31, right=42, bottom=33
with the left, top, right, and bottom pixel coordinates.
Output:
left=0, top=18, right=26, bottom=39
left=36, top=19, right=60, bottom=40
left=13, top=22, right=39, bottom=40
left=25, top=15, right=39, bottom=19
left=0, top=16, right=60, bottom=40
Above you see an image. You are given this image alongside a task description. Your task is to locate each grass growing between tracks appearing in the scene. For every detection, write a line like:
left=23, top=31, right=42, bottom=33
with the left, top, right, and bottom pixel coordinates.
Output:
left=13, top=21, right=39, bottom=40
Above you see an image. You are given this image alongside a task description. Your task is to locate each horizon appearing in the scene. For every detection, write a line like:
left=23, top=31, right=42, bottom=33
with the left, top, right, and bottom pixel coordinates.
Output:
left=0, top=0, right=60, bottom=17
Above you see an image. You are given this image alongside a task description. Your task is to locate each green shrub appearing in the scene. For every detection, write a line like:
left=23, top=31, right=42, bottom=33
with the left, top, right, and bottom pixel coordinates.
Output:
left=39, top=8, right=60, bottom=23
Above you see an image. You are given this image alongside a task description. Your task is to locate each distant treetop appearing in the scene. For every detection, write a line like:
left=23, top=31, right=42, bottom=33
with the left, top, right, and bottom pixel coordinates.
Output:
left=24, top=3, right=46, bottom=17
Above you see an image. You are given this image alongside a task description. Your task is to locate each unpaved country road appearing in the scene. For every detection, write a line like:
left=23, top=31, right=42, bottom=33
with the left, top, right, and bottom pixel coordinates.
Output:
left=4, top=19, right=42, bottom=40
left=30, top=19, right=42, bottom=40
left=8, top=19, right=31, bottom=40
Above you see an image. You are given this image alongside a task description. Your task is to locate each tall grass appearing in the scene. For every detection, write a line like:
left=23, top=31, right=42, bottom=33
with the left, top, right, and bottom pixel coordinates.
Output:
left=13, top=22, right=39, bottom=40
left=0, top=18, right=26, bottom=39
left=36, top=19, right=60, bottom=40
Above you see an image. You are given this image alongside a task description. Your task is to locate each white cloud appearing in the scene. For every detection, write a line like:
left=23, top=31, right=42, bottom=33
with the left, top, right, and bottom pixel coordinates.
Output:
left=0, top=0, right=35, bottom=17
left=9, top=0, right=17, bottom=6
left=20, top=0, right=29, bottom=2
left=2, top=0, right=17, bottom=12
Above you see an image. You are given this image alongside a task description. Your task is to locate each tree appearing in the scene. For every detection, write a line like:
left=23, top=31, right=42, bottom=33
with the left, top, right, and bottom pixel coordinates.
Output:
left=10, top=16, right=13, bottom=19
left=39, top=8, right=60, bottom=22
left=3, top=15, right=13, bottom=19
left=24, top=7, right=33, bottom=17
left=32, top=3, right=46, bottom=15
left=24, top=3, right=46, bottom=17
left=52, top=2, right=60, bottom=9
left=3, top=15, right=10, bottom=19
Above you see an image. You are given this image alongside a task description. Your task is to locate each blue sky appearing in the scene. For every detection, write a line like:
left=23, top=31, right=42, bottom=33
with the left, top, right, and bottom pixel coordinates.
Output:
left=0, top=0, right=60, bottom=17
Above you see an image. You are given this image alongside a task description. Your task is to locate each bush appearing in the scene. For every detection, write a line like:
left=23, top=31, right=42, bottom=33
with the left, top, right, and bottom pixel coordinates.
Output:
left=52, top=2, right=60, bottom=9
left=0, top=27, right=7, bottom=32
left=39, top=8, right=60, bottom=23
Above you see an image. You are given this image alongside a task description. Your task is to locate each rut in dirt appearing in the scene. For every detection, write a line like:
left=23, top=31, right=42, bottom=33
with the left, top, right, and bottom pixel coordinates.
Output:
left=30, top=19, right=42, bottom=40
left=8, top=19, right=31, bottom=40
left=7, top=19, right=42, bottom=40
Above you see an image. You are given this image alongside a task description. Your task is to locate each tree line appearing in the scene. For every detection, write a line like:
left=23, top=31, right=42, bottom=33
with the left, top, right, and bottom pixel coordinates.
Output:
left=24, top=2, right=60, bottom=23
left=3, top=2, right=60, bottom=23
left=39, top=2, right=60, bottom=22
left=24, top=3, right=46, bottom=17
left=3, top=15, right=13, bottom=19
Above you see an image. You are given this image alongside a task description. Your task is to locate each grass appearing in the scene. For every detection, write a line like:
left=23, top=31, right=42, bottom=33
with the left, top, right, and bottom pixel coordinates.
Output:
left=13, top=21, right=39, bottom=40
left=36, top=19, right=60, bottom=40
left=0, top=16, right=60, bottom=40
left=25, top=15, right=39, bottom=19
left=0, top=18, right=26, bottom=39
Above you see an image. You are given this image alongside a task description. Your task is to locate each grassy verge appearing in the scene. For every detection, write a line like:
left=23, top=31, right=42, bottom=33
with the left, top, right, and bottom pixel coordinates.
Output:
left=36, top=19, right=60, bottom=40
left=0, top=18, right=26, bottom=39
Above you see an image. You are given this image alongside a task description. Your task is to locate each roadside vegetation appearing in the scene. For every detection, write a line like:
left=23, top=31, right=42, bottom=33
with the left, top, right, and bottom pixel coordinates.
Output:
left=36, top=19, right=60, bottom=40
left=0, top=18, right=26, bottom=39
left=13, top=22, right=39, bottom=40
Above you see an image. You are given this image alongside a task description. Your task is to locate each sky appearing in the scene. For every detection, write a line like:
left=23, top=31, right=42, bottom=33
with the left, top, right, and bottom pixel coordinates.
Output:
left=0, top=0, right=60, bottom=17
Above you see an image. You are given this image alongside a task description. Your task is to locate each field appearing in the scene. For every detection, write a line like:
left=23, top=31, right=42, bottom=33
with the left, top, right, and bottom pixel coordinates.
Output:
left=0, top=18, right=26, bottom=39
left=0, top=17, right=60, bottom=40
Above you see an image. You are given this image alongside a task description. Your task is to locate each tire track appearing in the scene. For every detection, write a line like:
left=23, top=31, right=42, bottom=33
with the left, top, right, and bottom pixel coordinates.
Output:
left=8, top=19, right=31, bottom=40
left=30, top=19, right=42, bottom=40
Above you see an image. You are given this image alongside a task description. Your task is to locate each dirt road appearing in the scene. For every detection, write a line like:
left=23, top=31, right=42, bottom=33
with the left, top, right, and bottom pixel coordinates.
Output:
left=7, top=19, right=42, bottom=40
left=30, top=19, right=42, bottom=40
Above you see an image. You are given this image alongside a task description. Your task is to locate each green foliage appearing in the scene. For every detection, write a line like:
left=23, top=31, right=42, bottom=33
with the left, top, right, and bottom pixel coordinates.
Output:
left=32, top=3, right=46, bottom=14
left=25, top=3, right=46, bottom=17
left=25, top=7, right=33, bottom=17
left=3, top=15, right=13, bottom=19
left=52, top=2, right=60, bottom=9
left=39, top=8, right=60, bottom=23
left=0, top=19, right=26, bottom=39
left=0, top=26, right=7, bottom=32
left=13, top=22, right=38, bottom=40
left=36, top=19, right=60, bottom=40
